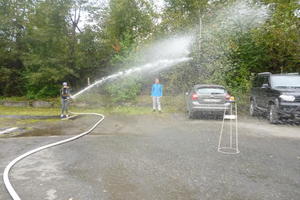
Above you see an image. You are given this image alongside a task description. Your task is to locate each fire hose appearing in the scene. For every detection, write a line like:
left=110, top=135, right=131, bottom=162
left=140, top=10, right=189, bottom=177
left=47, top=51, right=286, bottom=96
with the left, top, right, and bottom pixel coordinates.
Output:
left=3, top=112, right=105, bottom=200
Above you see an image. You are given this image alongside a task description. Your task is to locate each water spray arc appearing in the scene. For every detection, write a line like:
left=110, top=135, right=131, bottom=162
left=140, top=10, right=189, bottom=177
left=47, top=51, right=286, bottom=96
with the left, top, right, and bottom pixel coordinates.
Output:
left=71, top=33, right=194, bottom=99
left=71, top=57, right=192, bottom=99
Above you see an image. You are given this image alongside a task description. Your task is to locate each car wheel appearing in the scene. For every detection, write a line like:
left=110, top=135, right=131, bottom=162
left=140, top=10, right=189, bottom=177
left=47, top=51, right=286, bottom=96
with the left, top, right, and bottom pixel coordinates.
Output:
left=250, top=100, right=258, bottom=117
left=269, top=104, right=279, bottom=124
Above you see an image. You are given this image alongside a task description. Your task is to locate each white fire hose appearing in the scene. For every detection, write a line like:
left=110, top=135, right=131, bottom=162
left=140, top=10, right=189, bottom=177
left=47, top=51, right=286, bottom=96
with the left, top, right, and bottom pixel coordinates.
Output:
left=3, top=112, right=105, bottom=200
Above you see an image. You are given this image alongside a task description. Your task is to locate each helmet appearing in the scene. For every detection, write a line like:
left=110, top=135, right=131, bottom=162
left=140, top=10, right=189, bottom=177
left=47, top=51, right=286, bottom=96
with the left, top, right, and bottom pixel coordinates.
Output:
left=63, top=82, right=67, bottom=86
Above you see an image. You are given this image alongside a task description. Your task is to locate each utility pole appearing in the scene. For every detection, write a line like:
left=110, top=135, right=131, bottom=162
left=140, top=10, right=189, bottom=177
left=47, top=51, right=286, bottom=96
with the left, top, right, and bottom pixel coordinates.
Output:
left=199, top=10, right=203, bottom=52
left=198, top=9, right=203, bottom=77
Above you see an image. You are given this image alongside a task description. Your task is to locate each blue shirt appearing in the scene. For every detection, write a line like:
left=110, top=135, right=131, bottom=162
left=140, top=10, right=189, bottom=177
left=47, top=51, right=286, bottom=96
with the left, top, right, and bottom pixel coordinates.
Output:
left=151, top=84, right=163, bottom=97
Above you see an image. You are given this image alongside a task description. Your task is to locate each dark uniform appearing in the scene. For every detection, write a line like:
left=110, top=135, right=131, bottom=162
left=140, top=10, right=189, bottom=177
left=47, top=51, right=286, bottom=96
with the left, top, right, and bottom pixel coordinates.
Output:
left=60, top=86, right=71, bottom=117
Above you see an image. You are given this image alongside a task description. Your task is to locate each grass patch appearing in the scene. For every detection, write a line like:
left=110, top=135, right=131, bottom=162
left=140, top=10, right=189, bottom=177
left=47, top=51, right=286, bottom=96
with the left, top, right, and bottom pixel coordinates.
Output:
left=74, top=105, right=182, bottom=115
left=0, top=105, right=181, bottom=117
left=0, top=106, right=60, bottom=116
left=72, top=106, right=159, bottom=115
left=0, top=96, right=29, bottom=102
left=15, top=118, right=59, bottom=125
left=0, top=96, right=61, bottom=107
left=0, top=94, right=187, bottom=116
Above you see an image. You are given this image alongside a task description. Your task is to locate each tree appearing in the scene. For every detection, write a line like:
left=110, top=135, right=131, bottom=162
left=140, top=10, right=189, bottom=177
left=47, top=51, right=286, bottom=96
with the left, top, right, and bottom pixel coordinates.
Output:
left=98, top=0, right=155, bottom=102
left=225, top=0, right=300, bottom=95
left=103, top=0, right=154, bottom=58
left=23, top=0, right=71, bottom=98
left=0, top=0, right=34, bottom=96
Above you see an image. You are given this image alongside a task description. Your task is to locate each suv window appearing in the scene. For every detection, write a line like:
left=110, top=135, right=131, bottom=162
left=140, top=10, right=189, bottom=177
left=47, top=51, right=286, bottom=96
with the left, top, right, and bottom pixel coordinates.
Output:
left=270, top=75, right=300, bottom=88
left=253, top=76, right=260, bottom=87
left=262, top=76, right=269, bottom=86
left=254, top=75, right=269, bottom=87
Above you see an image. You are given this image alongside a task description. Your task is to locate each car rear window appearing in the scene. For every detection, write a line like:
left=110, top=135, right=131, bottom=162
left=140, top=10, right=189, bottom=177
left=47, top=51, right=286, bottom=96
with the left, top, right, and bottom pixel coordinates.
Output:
left=271, top=76, right=300, bottom=88
left=197, top=88, right=226, bottom=94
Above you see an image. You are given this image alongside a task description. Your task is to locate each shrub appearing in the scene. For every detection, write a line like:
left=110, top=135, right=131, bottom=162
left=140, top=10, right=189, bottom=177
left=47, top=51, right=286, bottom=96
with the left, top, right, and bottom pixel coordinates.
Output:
left=105, top=77, right=142, bottom=103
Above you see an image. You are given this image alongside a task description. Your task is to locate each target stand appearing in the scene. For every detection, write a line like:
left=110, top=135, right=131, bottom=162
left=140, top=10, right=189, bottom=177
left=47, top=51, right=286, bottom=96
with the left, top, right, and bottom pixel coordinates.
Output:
left=218, top=100, right=239, bottom=154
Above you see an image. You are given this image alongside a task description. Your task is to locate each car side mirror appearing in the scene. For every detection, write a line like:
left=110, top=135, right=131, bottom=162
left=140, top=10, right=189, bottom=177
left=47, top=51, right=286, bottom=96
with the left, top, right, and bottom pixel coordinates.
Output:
left=262, top=84, right=270, bottom=89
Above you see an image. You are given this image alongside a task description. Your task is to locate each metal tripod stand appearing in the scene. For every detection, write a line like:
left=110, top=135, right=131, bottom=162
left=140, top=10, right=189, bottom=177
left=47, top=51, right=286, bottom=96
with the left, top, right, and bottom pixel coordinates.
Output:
left=218, top=100, right=239, bottom=154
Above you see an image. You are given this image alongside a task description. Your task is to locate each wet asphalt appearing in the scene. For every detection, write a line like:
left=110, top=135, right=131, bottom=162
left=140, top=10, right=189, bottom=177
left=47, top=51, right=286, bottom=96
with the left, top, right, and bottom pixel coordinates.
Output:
left=0, top=114, right=299, bottom=200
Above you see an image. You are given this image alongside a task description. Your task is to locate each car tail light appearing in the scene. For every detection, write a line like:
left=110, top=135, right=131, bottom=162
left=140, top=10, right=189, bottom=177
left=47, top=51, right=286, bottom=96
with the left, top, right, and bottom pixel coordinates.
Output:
left=191, top=93, right=198, bottom=100
left=225, top=94, right=235, bottom=101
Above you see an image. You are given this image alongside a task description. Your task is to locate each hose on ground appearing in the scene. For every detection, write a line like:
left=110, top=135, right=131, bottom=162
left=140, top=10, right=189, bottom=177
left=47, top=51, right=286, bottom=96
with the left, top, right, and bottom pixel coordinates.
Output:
left=3, top=112, right=105, bottom=200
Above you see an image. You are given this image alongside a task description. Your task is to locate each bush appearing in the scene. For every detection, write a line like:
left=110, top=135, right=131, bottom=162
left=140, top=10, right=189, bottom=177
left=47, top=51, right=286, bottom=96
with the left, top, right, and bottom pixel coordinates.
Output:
left=26, top=84, right=60, bottom=99
left=105, top=77, right=142, bottom=103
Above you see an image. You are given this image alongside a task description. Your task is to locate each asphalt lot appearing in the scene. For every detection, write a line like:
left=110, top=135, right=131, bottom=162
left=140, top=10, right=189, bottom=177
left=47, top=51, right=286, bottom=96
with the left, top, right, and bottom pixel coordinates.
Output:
left=0, top=113, right=300, bottom=200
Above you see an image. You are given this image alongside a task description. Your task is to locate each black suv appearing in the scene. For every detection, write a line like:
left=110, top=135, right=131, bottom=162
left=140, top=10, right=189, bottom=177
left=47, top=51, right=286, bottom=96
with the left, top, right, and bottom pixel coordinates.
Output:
left=250, top=72, right=300, bottom=123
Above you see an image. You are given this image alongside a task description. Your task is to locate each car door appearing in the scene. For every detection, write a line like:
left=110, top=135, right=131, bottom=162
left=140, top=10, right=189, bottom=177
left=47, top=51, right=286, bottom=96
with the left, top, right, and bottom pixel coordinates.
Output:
left=260, top=75, right=271, bottom=109
left=254, top=76, right=264, bottom=108
left=186, top=89, right=194, bottom=111
left=251, top=76, right=260, bottom=105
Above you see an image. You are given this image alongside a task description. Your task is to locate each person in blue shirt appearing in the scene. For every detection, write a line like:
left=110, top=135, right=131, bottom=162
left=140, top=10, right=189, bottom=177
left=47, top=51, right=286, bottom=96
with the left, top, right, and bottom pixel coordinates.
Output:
left=151, top=78, right=163, bottom=112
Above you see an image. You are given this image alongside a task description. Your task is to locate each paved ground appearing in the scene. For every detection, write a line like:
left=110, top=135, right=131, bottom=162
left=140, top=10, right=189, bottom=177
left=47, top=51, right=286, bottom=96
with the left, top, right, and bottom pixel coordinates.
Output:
left=0, top=113, right=300, bottom=200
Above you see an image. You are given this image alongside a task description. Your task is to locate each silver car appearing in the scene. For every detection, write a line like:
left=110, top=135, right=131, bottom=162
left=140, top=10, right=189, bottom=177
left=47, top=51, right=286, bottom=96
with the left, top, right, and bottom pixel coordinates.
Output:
left=185, top=84, right=232, bottom=119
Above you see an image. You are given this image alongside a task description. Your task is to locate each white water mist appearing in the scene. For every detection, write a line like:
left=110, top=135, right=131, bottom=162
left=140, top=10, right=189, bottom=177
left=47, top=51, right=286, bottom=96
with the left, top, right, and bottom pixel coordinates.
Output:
left=196, top=0, right=271, bottom=78
left=72, top=57, right=192, bottom=99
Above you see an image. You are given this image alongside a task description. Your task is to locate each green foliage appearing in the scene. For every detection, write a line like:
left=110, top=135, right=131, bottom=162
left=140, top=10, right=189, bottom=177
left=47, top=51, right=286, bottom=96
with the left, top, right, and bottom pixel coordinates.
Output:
left=253, top=1, right=300, bottom=73
left=159, top=0, right=300, bottom=99
left=0, top=0, right=31, bottom=96
left=0, top=0, right=299, bottom=103
left=105, top=0, right=154, bottom=43
left=105, top=77, right=142, bottom=103
left=76, top=28, right=111, bottom=77
left=99, top=0, right=155, bottom=103
left=225, top=32, right=263, bottom=94
left=225, top=0, right=300, bottom=96
left=23, top=0, right=71, bottom=98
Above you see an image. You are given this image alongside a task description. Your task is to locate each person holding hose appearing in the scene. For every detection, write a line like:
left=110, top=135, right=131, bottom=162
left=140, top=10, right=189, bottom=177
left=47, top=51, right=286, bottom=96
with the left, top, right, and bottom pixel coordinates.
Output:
left=151, top=78, right=163, bottom=113
left=60, top=82, right=71, bottom=118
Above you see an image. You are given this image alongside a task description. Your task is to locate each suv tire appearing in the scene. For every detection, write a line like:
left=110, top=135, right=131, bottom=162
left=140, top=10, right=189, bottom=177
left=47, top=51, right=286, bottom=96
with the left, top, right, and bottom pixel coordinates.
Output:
left=250, top=100, right=258, bottom=117
left=269, top=104, right=279, bottom=124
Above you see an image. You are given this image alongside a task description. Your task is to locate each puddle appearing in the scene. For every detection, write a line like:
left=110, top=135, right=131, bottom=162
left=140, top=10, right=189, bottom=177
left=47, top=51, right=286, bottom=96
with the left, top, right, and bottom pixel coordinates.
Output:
left=0, top=128, right=28, bottom=138
left=0, top=115, right=82, bottom=138
left=16, top=128, right=65, bottom=137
